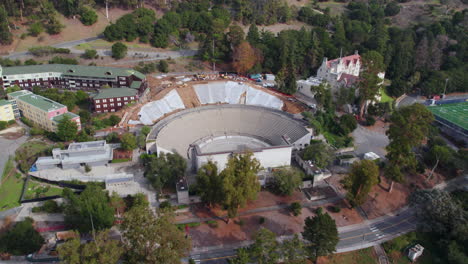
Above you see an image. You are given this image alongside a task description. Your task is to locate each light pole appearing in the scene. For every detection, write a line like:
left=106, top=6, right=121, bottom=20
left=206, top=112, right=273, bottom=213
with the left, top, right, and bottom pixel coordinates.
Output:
left=443, top=78, right=449, bottom=96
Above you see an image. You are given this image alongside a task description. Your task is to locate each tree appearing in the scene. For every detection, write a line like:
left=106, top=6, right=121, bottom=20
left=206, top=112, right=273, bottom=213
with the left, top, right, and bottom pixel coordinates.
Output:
left=409, top=190, right=467, bottom=236
left=108, top=114, right=121, bottom=126
left=427, top=144, right=452, bottom=180
left=339, top=114, right=357, bottom=135
left=221, top=152, right=261, bottom=219
left=62, top=185, right=115, bottom=233
left=0, top=218, right=44, bottom=255
left=0, top=5, right=13, bottom=45
left=158, top=60, right=169, bottom=73
left=58, top=230, right=123, bottom=264
left=196, top=161, right=224, bottom=207
left=246, top=24, right=260, bottom=46
left=111, top=42, right=127, bottom=60
left=280, top=234, right=308, bottom=264
left=120, top=133, right=137, bottom=150
left=384, top=2, right=401, bottom=17
left=270, top=167, right=304, bottom=196
left=302, top=208, right=339, bottom=264
left=248, top=228, right=279, bottom=264
left=57, top=115, right=78, bottom=142
left=140, top=126, right=151, bottom=136
left=357, top=51, right=385, bottom=118
left=80, top=7, right=98, bottom=26
left=82, top=49, right=97, bottom=59
left=28, top=22, right=44, bottom=36
left=290, top=202, right=302, bottom=216
left=301, top=141, right=334, bottom=168
left=311, top=82, right=333, bottom=111
left=231, top=248, right=250, bottom=264
left=343, top=160, right=379, bottom=207
left=145, top=152, right=186, bottom=190
left=232, top=41, right=258, bottom=74
left=385, top=104, right=434, bottom=191
left=120, top=206, right=191, bottom=263
left=227, top=25, right=245, bottom=48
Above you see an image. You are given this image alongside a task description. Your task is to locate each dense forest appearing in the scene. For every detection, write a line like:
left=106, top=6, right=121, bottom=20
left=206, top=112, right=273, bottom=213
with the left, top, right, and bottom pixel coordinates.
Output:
left=0, top=0, right=467, bottom=97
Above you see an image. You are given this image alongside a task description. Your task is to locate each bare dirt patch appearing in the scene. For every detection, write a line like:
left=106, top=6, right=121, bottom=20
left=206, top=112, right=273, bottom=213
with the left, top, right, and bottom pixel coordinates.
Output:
left=0, top=126, right=25, bottom=140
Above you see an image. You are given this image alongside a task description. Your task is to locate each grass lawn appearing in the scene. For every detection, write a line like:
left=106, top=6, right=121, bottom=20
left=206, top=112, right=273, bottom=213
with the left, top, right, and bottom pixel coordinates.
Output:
left=383, top=232, right=437, bottom=264
left=380, top=88, right=394, bottom=103
left=318, top=247, right=376, bottom=264
left=0, top=158, right=24, bottom=211
left=23, top=180, right=63, bottom=200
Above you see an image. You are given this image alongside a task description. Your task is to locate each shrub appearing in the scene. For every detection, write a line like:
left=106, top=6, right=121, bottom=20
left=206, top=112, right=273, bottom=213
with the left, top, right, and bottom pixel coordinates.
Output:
left=32, top=200, right=62, bottom=213
left=290, top=202, right=302, bottom=216
left=28, top=22, right=44, bottom=36
left=159, top=201, right=171, bottom=209
left=365, top=116, right=376, bottom=126
left=385, top=2, right=401, bottom=17
left=80, top=7, right=98, bottom=26
left=82, top=49, right=98, bottom=59
left=84, top=164, right=92, bottom=173
left=20, top=117, right=34, bottom=127
left=30, top=127, right=44, bottom=136
left=158, top=60, right=169, bottom=73
left=189, top=259, right=196, bottom=264
left=112, top=42, right=128, bottom=60
left=49, top=56, right=78, bottom=65
left=29, top=46, right=70, bottom=56
left=329, top=205, right=341, bottom=213
left=259, top=217, right=265, bottom=224
left=0, top=121, right=7, bottom=130
left=235, top=219, right=245, bottom=226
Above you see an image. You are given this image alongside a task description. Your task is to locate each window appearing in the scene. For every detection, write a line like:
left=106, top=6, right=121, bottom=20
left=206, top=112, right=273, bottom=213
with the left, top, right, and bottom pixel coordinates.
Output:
left=117, top=103, right=121, bottom=106
left=110, top=98, right=114, bottom=102
left=102, top=99, right=107, bottom=102
left=130, top=96, right=134, bottom=100
left=124, top=97, right=128, bottom=100
left=103, top=104, right=107, bottom=108
left=110, top=103, right=114, bottom=107
left=96, top=105, right=101, bottom=108
left=95, top=100, right=100, bottom=103
left=117, top=98, right=121, bottom=101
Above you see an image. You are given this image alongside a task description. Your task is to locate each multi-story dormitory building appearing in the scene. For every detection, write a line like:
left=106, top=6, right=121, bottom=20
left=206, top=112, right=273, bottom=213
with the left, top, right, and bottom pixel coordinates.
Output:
left=7, top=90, right=81, bottom=132
left=0, top=64, right=147, bottom=113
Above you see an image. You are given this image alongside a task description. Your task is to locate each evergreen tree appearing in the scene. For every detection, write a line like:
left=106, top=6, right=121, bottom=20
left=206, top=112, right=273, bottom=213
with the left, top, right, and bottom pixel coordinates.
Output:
left=196, top=161, right=223, bottom=207
left=248, top=228, right=279, bottom=264
left=302, top=208, right=339, bottom=264
left=0, top=5, right=13, bottom=45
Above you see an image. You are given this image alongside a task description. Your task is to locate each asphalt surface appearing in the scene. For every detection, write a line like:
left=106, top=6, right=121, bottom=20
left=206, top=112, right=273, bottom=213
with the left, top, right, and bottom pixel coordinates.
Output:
left=0, top=135, right=27, bottom=181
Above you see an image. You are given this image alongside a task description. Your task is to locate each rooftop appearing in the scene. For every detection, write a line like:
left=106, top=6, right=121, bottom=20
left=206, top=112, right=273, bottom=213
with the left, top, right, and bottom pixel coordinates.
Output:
left=0, top=99, right=11, bottom=107
left=51, top=112, right=80, bottom=123
left=16, top=93, right=66, bottom=112
left=327, top=54, right=360, bottom=68
left=92, top=88, right=138, bottom=100
left=68, top=140, right=106, bottom=151
left=8, top=90, right=32, bottom=98
left=2, top=64, right=146, bottom=80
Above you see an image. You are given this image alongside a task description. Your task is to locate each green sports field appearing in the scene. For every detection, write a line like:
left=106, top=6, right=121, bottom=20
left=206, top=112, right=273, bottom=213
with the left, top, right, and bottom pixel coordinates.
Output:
left=428, top=102, right=468, bottom=130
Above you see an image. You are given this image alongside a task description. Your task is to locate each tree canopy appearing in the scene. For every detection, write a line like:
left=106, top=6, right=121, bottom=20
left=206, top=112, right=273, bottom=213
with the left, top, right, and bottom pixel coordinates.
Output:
left=58, top=230, right=123, bottom=264
left=343, top=160, right=380, bottom=207
left=302, top=208, right=339, bottom=263
left=221, top=152, right=261, bottom=218
left=62, top=185, right=115, bottom=233
left=120, top=206, right=191, bottom=263
left=0, top=218, right=44, bottom=256
left=57, top=115, right=78, bottom=142
left=270, top=167, right=304, bottom=196
left=111, top=42, right=128, bottom=60
left=144, top=152, right=186, bottom=190
left=301, top=141, right=334, bottom=168
left=195, top=161, right=224, bottom=207
left=120, top=132, right=137, bottom=150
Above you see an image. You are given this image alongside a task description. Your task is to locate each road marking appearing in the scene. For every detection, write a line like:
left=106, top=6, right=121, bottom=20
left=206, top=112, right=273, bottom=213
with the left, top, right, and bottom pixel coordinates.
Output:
left=340, top=216, right=416, bottom=241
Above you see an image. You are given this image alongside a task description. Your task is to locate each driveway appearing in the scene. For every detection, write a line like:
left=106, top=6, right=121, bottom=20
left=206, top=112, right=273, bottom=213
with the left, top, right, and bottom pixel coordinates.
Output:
left=352, top=125, right=389, bottom=158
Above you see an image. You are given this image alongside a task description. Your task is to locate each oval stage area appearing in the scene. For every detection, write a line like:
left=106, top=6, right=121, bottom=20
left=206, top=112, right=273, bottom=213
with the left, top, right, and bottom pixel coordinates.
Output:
left=146, top=104, right=312, bottom=171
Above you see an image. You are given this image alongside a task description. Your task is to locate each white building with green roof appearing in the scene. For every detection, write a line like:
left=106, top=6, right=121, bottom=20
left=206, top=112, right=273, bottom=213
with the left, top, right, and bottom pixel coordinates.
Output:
left=7, top=90, right=81, bottom=132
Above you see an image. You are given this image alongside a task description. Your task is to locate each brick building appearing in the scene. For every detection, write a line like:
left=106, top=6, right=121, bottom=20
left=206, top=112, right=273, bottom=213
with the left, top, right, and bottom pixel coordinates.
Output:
left=0, top=64, right=147, bottom=113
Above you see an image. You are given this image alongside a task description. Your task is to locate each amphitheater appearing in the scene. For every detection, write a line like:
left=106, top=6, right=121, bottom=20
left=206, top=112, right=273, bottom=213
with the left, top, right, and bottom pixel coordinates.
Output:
left=138, top=81, right=284, bottom=125
left=146, top=104, right=312, bottom=171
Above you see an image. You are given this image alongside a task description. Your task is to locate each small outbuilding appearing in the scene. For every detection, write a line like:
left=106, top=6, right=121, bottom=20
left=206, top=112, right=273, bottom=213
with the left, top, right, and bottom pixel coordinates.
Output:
left=408, top=244, right=424, bottom=262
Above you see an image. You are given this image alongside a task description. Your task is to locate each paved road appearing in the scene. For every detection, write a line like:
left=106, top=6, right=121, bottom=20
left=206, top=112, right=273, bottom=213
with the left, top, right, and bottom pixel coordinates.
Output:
left=4, top=36, right=102, bottom=59
left=0, top=135, right=27, bottom=181
left=190, top=176, right=468, bottom=263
